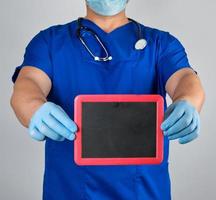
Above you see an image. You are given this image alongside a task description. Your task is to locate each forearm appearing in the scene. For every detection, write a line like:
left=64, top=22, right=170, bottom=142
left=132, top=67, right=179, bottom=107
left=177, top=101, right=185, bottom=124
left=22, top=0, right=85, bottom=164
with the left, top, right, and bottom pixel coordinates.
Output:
left=171, top=73, right=205, bottom=112
left=10, top=77, right=47, bottom=127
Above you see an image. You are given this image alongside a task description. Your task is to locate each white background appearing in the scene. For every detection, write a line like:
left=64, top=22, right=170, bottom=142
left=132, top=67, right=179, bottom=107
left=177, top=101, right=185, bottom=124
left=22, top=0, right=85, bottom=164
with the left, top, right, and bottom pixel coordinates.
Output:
left=0, top=0, right=215, bottom=199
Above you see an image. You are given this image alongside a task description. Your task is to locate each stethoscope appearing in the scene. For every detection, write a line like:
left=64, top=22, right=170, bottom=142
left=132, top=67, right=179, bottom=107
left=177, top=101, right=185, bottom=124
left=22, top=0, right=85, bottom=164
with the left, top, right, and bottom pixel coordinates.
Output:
left=76, top=17, right=147, bottom=62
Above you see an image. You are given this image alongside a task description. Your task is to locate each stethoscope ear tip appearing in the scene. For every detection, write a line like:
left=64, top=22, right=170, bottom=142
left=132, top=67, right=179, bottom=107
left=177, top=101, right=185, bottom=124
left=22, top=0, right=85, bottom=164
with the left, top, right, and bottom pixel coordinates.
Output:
left=94, top=56, right=100, bottom=61
left=135, top=39, right=147, bottom=50
left=94, top=56, right=112, bottom=61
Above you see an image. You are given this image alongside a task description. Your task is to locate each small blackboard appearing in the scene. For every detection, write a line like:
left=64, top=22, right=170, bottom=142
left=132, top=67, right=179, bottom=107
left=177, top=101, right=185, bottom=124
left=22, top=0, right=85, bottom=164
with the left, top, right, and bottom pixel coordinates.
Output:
left=74, top=95, right=164, bottom=166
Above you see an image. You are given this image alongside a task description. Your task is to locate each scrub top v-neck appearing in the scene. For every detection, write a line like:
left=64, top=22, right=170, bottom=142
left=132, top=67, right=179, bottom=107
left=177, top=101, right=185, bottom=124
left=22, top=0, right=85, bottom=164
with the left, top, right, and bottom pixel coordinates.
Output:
left=12, top=17, right=192, bottom=200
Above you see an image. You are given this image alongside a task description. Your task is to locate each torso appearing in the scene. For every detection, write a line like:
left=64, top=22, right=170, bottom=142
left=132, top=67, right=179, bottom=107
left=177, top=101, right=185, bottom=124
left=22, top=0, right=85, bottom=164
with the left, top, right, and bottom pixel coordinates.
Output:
left=43, top=18, right=171, bottom=200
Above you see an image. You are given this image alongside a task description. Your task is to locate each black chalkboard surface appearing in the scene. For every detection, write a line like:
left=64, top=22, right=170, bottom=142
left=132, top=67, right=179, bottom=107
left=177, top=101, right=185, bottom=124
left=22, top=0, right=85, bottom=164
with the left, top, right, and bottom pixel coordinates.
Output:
left=74, top=95, right=164, bottom=166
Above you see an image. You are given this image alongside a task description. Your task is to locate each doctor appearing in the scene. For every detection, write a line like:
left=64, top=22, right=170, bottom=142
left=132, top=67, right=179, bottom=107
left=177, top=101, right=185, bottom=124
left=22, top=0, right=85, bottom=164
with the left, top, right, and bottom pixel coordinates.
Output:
left=11, top=0, right=205, bottom=199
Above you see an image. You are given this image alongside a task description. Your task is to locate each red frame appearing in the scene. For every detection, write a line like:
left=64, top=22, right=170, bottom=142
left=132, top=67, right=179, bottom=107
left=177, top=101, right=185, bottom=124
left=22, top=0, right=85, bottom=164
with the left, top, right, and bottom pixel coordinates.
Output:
left=74, top=95, right=164, bottom=166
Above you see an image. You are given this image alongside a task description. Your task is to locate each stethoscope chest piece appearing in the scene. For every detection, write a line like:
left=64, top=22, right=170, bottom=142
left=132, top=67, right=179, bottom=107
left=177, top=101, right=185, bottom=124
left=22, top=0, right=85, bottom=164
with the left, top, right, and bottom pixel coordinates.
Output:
left=135, top=39, right=147, bottom=50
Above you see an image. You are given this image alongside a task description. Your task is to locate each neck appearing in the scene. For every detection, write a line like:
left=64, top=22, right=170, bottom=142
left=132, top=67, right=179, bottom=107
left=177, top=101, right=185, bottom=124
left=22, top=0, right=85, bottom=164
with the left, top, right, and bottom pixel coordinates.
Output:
left=84, top=6, right=129, bottom=33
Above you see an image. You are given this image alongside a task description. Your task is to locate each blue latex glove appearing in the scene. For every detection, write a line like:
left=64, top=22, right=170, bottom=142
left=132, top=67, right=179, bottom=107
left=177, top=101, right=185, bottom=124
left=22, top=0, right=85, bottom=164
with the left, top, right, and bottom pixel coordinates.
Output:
left=28, top=102, right=77, bottom=141
left=161, top=100, right=200, bottom=144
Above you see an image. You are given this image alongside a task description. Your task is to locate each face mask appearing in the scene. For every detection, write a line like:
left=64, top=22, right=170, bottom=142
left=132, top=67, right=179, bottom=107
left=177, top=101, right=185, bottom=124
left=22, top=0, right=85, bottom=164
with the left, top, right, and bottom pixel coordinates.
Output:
left=86, top=0, right=128, bottom=16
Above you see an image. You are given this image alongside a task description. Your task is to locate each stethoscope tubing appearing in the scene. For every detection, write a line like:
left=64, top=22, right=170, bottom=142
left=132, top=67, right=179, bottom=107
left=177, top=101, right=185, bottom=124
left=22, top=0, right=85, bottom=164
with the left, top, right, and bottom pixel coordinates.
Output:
left=76, top=17, right=145, bottom=62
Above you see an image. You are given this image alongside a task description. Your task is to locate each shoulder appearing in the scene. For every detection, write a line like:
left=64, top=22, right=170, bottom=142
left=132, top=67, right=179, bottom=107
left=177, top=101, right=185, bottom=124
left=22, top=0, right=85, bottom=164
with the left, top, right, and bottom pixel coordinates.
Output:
left=139, top=22, right=186, bottom=56
left=36, top=19, right=77, bottom=42
left=139, top=22, right=179, bottom=45
left=28, top=19, right=78, bottom=50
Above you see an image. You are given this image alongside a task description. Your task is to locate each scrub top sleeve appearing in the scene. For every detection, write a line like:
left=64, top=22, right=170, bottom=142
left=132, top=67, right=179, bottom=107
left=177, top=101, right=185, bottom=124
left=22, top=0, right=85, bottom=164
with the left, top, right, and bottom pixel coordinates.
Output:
left=157, top=32, right=193, bottom=87
left=12, top=30, right=53, bottom=83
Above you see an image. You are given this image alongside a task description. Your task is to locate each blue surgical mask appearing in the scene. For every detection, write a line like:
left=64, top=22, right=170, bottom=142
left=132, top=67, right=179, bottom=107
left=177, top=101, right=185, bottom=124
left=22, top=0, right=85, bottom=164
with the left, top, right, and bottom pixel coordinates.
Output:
left=86, top=0, right=128, bottom=16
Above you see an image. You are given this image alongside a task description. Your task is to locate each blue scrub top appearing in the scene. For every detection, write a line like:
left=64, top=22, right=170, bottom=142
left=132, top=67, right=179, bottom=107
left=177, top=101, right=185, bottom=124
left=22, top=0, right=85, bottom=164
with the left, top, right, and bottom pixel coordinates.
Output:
left=12, top=18, right=192, bottom=200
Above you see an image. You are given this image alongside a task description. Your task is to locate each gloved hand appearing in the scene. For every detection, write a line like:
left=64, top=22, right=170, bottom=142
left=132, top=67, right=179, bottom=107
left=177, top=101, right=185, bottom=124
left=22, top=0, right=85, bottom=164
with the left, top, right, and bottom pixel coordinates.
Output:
left=161, top=100, right=200, bottom=144
left=28, top=102, right=77, bottom=141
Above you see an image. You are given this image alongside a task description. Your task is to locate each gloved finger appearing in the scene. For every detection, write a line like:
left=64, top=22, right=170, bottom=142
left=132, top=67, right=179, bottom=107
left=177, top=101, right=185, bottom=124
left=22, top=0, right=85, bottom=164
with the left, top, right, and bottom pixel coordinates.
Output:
left=164, top=103, right=176, bottom=120
left=29, top=127, right=46, bottom=141
left=50, top=106, right=77, bottom=133
left=161, top=106, right=185, bottom=131
left=37, top=121, right=65, bottom=141
left=164, top=111, right=193, bottom=136
left=43, top=114, right=75, bottom=141
left=178, top=127, right=199, bottom=144
left=168, top=114, right=198, bottom=140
